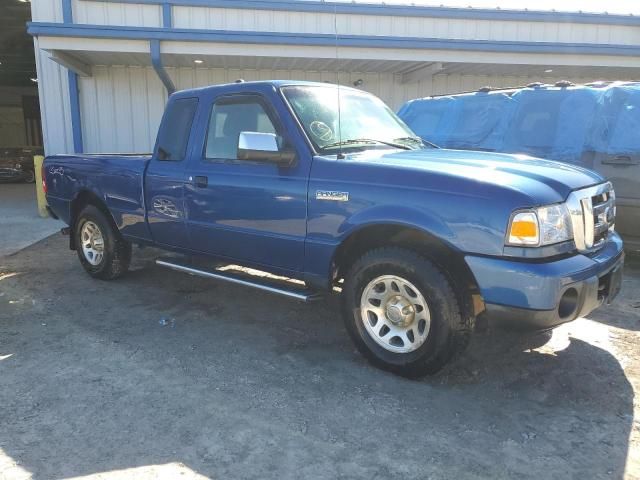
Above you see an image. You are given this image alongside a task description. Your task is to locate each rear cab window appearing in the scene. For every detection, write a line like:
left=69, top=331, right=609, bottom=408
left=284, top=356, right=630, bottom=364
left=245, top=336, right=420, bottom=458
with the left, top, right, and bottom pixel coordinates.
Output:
left=155, top=97, right=199, bottom=161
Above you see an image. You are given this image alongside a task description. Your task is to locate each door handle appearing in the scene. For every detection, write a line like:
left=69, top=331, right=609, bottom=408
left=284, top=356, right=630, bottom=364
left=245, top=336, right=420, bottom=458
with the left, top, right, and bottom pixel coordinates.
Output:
left=193, top=175, right=208, bottom=188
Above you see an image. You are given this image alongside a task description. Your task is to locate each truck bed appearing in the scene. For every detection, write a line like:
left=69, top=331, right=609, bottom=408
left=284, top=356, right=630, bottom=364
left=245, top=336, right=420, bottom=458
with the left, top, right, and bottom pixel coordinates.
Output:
left=43, top=153, right=152, bottom=241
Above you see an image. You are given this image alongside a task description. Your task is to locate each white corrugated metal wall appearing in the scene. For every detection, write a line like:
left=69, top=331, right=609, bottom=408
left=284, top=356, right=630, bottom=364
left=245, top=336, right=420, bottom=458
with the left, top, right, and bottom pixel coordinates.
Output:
left=169, top=6, right=640, bottom=45
left=34, top=39, right=75, bottom=155
left=79, top=66, right=165, bottom=153
left=30, top=0, right=64, bottom=22
left=76, top=65, right=605, bottom=154
left=66, top=1, right=640, bottom=46
left=72, top=0, right=162, bottom=27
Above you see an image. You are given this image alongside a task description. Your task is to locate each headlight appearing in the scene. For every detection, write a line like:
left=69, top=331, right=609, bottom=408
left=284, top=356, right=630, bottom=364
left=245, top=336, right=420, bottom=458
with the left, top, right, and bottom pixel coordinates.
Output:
left=15, top=163, right=22, bottom=169
left=507, top=204, right=573, bottom=247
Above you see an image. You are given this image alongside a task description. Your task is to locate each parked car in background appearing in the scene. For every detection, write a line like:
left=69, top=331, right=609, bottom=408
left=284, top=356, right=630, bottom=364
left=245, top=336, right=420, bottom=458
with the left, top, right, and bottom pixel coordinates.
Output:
left=398, top=81, right=640, bottom=252
left=0, top=147, right=42, bottom=183
left=43, top=81, right=624, bottom=377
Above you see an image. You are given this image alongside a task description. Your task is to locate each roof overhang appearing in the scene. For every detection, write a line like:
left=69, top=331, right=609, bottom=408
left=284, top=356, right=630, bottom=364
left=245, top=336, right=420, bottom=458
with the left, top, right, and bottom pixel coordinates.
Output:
left=29, top=22, right=640, bottom=58
left=32, top=23, right=640, bottom=82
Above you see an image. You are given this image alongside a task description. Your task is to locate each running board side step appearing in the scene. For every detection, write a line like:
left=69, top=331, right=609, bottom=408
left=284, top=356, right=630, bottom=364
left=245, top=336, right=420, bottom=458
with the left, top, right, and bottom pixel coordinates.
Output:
left=156, top=258, right=324, bottom=303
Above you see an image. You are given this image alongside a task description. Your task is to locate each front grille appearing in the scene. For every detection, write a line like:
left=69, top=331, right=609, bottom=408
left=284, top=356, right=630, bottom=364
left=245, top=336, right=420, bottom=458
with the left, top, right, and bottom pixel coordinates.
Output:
left=567, top=182, right=615, bottom=253
left=590, top=190, right=616, bottom=248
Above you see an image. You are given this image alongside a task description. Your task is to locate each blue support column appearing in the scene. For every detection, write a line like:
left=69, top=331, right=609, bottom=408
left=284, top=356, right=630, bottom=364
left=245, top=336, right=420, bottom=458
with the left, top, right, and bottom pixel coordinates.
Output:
left=62, top=0, right=83, bottom=152
left=150, top=39, right=176, bottom=96
left=62, top=0, right=73, bottom=23
left=68, top=71, right=84, bottom=153
left=162, top=3, right=172, bottom=28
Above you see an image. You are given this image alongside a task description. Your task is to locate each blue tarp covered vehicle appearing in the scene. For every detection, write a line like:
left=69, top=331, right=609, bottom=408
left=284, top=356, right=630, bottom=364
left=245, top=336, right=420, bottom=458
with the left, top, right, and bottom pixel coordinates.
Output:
left=398, top=82, right=640, bottom=251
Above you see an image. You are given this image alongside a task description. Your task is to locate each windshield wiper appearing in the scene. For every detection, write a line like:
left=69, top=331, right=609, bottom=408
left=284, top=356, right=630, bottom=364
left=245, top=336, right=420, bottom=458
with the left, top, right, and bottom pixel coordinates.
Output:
left=322, top=138, right=412, bottom=151
left=393, top=136, right=439, bottom=149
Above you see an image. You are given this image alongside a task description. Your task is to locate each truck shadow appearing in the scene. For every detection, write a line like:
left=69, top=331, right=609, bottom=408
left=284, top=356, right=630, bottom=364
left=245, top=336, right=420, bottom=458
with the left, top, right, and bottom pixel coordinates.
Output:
left=0, top=238, right=635, bottom=479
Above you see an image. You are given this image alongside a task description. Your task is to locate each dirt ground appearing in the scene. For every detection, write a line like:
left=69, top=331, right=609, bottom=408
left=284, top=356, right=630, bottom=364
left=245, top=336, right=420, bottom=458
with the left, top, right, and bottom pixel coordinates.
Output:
left=1, top=234, right=639, bottom=479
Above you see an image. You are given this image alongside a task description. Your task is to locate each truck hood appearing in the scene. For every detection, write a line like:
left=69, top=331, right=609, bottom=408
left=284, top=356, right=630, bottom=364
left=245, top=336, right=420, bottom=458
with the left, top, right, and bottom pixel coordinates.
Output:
left=346, top=148, right=604, bottom=203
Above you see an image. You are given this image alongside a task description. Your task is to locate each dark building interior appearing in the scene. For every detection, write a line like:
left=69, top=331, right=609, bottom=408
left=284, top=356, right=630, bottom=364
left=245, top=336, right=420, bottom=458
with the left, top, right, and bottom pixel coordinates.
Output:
left=0, top=0, right=43, bottom=153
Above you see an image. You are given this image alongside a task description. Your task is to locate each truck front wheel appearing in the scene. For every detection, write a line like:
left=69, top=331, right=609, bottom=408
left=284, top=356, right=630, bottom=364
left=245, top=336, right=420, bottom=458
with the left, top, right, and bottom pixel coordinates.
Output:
left=342, top=247, right=472, bottom=377
left=74, top=205, right=131, bottom=280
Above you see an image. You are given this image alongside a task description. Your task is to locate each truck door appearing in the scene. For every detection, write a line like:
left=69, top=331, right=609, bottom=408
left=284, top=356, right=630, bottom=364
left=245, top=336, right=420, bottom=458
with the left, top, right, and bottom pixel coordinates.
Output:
left=184, top=92, right=310, bottom=273
left=592, top=87, right=640, bottom=248
left=145, top=97, right=199, bottom=248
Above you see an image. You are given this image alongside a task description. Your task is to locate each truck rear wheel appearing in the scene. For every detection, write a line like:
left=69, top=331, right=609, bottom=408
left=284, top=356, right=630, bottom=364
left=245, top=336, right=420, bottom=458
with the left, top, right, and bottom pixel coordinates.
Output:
left=74, top=205, right=131, bottom=280
left=341, top=247, right=472, bottom=378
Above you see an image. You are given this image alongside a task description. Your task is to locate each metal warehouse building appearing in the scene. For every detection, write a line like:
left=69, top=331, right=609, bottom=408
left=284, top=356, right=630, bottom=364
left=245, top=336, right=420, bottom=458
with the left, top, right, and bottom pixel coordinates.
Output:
left=28, top=0, right=640, bottom=156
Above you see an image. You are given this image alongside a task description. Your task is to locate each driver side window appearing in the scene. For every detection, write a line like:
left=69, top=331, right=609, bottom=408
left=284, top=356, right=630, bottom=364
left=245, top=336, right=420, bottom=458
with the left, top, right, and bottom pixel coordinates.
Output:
left=205, top=97, right=278, bottom=161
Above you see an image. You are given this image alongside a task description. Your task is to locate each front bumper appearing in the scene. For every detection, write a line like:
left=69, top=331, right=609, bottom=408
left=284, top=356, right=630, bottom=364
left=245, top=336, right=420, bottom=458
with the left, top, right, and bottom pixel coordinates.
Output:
left=466, top=232, right=625, bottom=330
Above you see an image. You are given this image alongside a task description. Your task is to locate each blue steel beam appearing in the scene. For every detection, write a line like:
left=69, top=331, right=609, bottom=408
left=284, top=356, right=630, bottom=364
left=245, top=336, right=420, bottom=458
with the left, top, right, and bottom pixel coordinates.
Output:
left=27, top=22, right=640, bottom=57
left=67, top=71, right=84, bottom=153
left=162, top=3, right=172, bottom=28
left=61, top=0, right=84, bottom=153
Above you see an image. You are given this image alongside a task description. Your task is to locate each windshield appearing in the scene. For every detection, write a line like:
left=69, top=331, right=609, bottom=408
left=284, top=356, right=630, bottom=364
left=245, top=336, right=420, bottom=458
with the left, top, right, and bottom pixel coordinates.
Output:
left=281, top=85, right=423, bottom=153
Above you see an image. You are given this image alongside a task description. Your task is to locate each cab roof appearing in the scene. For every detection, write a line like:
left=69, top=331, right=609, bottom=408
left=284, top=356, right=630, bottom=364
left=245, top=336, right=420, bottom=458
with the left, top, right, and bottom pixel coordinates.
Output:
left=171, top=80, right=363, bottom=99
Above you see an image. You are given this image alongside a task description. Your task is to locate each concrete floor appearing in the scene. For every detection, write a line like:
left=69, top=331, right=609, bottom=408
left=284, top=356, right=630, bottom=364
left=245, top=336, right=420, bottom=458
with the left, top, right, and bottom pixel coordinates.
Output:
left=0, top=183, right=63, bottom=257
left=1, top=236, right=639, bottom=480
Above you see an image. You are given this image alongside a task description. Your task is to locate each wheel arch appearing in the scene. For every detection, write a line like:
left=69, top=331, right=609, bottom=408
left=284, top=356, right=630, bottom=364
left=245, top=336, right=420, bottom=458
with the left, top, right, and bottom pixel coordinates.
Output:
left=331, top=222, right=485, bottom=319
left=68, top=190, right=118, bottom=250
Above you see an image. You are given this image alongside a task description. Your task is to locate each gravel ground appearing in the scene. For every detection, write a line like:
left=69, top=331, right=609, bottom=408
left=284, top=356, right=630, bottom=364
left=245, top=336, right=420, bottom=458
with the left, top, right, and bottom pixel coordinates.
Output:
left=1, top=235, right=639, bottom=480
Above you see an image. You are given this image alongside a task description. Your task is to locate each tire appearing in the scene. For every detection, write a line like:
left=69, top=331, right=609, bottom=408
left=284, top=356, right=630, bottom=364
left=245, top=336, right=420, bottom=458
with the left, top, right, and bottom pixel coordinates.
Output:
left=341, top=247, right=473, bottom=378
left=74, top=205, right=131, bottom=280
left=23, top=170, right=35, bottom=183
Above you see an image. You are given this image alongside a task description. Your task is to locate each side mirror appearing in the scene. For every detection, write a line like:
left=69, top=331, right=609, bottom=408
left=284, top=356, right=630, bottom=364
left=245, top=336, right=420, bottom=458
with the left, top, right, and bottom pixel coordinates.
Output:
left=237, top=132, right=295, bottom=166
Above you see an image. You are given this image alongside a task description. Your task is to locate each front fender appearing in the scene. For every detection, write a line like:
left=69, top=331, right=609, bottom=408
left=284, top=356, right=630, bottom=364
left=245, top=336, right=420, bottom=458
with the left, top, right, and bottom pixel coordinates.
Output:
left=336, top=204, right=456, bottom=243
left=304, top=155, right=516, bottom=286
left=304, top=203, right=458, bottom=289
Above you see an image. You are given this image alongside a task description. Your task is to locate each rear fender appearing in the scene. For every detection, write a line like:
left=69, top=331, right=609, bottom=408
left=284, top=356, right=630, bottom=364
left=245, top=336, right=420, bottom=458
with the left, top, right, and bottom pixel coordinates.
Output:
left=68, top=188, right=116, bottom=250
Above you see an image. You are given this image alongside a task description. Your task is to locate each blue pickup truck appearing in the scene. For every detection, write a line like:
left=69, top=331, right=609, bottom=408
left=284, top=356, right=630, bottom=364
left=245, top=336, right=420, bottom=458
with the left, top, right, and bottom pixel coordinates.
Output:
left=43, top=81, right=624, bottom=377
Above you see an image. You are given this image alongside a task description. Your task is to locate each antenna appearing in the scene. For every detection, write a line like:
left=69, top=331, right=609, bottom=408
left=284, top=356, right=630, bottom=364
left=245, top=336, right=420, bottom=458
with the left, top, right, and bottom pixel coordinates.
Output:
left=334, top=5, right=345, bottom=160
